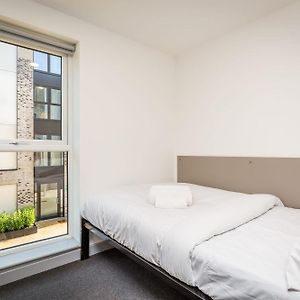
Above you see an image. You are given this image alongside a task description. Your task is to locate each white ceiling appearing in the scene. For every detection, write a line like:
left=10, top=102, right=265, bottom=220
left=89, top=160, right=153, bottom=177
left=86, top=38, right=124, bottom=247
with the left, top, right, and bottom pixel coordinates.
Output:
left=33, top=0, right=295, bottom=55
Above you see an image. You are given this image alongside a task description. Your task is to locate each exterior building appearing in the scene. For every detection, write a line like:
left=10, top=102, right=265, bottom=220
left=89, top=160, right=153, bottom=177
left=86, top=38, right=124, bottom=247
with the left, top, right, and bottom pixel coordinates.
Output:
left=0, top=41, right=67, bottom=221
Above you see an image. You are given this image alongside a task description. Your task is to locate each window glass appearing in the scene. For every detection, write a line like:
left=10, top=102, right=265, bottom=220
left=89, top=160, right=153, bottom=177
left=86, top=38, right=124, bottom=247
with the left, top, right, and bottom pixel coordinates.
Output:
left=34, top=51, right=48, bottom=72
left=35, top=134, right=48, bottom=140
left=50, top=55, right=61, bottom=75
left=34, top=152, right=48, bottom=167
left=34, top=104, right=48, bottom=119
left=40, top=183, right=59, bottom=217
left=33, top=55, right=62, bottom=139
left=50, top=105, right=61, bottom=120
left=51, top=89, right=61, bottom=104
left=35, top=86, right=47, bottom=103
left=0, top=40, right=68, bottom=251
left=0, top=151, right=68, bottom=249
left=51, top=135, right=61, bottom=140
left=50, top=152, right=63, bottom=166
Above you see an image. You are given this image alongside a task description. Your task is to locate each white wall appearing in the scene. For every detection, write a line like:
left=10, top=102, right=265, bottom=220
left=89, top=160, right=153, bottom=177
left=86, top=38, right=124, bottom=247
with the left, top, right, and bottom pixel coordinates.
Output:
left=176, top=1, right=300, bottom=157
left=0, top=41, right=17, bottom=169
left=0, top=185, right=17, bottom=213
left=2, top=0, right=299, bottom=199
left=0, top=0, right=176, bottom=201
left=0, top=42, right=16, bottom=131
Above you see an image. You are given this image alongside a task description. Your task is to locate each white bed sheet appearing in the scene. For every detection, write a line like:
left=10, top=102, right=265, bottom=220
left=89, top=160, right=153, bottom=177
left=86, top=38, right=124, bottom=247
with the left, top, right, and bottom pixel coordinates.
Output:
left=81, top=184, right=300, bottom=300
left=193, top=206, right=300, bottom=300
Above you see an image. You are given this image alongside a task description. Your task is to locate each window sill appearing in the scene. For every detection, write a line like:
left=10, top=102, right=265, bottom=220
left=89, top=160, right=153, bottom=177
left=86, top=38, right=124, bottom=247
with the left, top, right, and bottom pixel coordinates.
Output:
left=0, top=235, right=80, bottom=270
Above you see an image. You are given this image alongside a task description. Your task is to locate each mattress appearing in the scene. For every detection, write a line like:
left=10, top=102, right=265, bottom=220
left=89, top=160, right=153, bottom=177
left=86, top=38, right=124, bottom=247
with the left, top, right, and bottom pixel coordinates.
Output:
left=81, top=184, right=300, bottom=300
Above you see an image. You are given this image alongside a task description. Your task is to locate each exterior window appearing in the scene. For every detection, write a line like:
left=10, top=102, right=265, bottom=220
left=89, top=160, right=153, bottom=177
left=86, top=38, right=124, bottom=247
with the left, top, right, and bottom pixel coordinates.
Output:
left=50, top=105, right=61, bottom=120
left=50, top=55, right=61, bottom=75
left=33, top=51, right=62, bottom=140
left=35, top=152, right=49, bottom=167
left=40, top=183, right=58, bottom=218
left=51, top=135, right=61, bottom=140
left=0, top=40, right=69, bottom=251
left=35, top=134, right=48, bottom=140
left=33, top=51, right=48, bottom=72
left=50, top=152, right=63, bottom=166
left=51, top=89, right=61, bottom=104
left=35, top=86, right=47, bottom=102
left=34, top=152, right=63, bottom=167
left=34, top=152, right=67, bottom=221
left=34, top=103, right=48, bottom=119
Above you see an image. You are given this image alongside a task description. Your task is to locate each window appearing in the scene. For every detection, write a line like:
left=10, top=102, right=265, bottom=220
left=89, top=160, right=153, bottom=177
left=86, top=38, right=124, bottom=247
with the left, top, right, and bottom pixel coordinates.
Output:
left=50, top=105, right=61, bottom=120
left=34, top=51, right=62, bottom=75
left=35, top=86, right=47, bottom=102
left=34, top=103, right=48, bottom=119
left=33, top=51, right=48, bottom=72
left=50, top=55, right=61, bottom=75
left=0, top=40, right=69, bottom=251
left=33, top=51, right=62, bottom=140
left=51, top=89, right=61, bottom=104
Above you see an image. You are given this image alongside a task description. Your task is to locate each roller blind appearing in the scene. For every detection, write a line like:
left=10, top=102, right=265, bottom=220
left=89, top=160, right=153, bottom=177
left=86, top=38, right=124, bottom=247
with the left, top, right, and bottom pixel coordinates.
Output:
left=0, top=21, right=76, bottom=55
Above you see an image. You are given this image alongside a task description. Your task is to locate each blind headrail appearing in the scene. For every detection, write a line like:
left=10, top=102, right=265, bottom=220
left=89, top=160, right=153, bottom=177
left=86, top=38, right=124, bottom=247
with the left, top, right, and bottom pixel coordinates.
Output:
left=0, top=21, right=76, bottom=55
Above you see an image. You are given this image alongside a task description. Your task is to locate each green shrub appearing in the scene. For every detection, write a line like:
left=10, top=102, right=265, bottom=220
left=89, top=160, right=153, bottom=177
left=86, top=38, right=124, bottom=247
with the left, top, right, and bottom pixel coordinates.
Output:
left=11, top=210, right=24, bottom=231
left=0, top=207, right=36, bottom=233
left=0, top=212, right=10, bottom=233
left=4, top=213, right=15, bottom=232
left=21, top=207, right=36, bottom=228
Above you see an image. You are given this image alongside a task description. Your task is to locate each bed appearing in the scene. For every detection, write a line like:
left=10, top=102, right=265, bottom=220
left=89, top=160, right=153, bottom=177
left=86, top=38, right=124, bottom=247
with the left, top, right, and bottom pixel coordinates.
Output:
left=81, top=156, right=300, bottom=300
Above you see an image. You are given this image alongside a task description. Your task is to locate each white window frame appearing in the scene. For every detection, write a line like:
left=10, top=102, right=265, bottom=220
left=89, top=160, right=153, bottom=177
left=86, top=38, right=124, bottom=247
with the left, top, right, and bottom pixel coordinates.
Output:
left=0, top=39, right=79, bottom=269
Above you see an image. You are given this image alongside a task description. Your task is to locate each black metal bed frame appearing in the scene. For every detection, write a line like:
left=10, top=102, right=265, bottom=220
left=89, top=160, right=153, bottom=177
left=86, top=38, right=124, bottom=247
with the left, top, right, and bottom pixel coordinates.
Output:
left=81, top=218, right=212, bottom=300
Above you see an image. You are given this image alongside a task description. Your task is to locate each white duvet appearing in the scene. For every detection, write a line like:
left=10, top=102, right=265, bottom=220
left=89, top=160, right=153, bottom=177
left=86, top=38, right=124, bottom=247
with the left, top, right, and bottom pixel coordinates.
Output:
left=287, top=241, right=300, bottom=292
left=81, top=184, right=300, bottom=300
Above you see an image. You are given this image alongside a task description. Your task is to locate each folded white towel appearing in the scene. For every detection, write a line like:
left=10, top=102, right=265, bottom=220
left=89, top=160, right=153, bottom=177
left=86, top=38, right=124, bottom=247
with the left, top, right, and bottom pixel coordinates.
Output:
left=286, top=242, right=300, bottom=291
left=155, top=194, right=188, bottom=209
left=149, top=185, right=192, bottom=208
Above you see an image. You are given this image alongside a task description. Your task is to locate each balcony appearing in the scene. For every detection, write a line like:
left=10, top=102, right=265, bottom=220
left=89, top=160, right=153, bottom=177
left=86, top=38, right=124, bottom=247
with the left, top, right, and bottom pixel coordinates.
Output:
left=0, top=219, right=67, bottom=250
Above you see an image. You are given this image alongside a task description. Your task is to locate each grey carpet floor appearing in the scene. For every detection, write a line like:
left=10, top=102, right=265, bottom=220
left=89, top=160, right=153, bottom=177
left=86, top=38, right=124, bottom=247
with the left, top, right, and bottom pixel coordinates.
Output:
left=0, top=249, right=188, bottom=300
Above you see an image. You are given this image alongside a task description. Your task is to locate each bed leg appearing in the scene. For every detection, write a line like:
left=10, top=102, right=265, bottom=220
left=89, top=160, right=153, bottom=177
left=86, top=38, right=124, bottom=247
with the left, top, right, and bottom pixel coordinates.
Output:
left=81, top=218, right=90, bottom=260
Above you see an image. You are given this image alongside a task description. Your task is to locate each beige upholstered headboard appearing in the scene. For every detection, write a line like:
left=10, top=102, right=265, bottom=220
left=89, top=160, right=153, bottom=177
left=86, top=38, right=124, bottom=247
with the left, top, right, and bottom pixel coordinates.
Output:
left=177, top=156, right=300, bottom=209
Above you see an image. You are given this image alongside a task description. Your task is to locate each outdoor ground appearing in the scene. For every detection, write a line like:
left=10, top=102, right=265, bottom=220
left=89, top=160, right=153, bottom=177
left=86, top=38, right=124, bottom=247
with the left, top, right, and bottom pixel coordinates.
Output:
left=0, top=221, right=67, bottom=250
